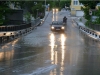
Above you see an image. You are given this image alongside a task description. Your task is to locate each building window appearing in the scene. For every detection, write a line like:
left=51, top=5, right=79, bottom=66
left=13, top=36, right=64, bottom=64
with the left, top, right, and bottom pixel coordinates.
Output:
left=73, top=1, right=75, bottom=5
left=73, top=1, right=78, bottom=5
left=76, top=1, right=78, bottom=5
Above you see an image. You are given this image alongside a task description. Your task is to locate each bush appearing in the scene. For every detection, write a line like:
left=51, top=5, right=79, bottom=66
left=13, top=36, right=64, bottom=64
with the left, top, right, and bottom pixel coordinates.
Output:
left=32, top=3, right=45, bottom=19
left=80, top=18, right=82, bottom=22
left=81, top=6, right=91, bottom=20
left=85, top=20, right=91, bottom=27
left=93, top=7, right=100, bottom=24
left=24, top=12, right=31, bottom=22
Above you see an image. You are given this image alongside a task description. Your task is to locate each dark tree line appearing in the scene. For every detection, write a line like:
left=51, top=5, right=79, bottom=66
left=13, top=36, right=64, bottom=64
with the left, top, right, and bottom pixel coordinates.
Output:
left=0, top=0, right=71, bottom=25
left=79, top=0, right=100, bottom=26
left=79, top=0, right=100, bottom=9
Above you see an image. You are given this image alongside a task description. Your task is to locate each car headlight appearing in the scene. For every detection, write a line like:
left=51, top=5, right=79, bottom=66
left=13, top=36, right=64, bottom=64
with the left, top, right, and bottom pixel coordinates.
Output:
left=51, top=26, right=54, bottom=29
left=61, top=26, right=65, bottom=29
left=56, top=9, right=58, bottom=11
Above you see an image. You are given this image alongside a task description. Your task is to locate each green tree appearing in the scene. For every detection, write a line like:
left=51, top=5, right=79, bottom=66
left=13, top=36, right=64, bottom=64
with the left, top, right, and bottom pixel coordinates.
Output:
left=81, top=6, right=91, bottom=20
left=12, top=1, right=45, bottom=19
left=79, top=0, right=100, bottom=25
left=0, top=1, right=11, bottom=25
left=79, top=0, right=100, bottom=9
left=47, top=0, right=71, bottom=11
left=32, top=2, right=45, bottom=19
left=59, top=0, right=70, bottom=8
left=93, top=7, right=100, bottom=24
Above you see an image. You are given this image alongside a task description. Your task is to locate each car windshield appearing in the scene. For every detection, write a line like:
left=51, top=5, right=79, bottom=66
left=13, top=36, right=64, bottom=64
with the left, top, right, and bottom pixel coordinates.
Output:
left=52, top=23, right=58, bottom=25
left=52, top=21, right=62, bottom=25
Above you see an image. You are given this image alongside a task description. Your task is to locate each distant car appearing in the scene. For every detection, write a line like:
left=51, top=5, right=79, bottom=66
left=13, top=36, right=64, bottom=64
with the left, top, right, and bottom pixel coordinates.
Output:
left=40, top=19, right=44, bottom=24
left=50, top=21, right=65, bottom=32
left=52, top=8, right=58, bottom=12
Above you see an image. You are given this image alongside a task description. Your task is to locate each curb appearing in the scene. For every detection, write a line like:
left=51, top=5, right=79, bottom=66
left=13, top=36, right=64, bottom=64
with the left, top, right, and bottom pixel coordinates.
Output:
left=44, top=12, right=49, bottom=20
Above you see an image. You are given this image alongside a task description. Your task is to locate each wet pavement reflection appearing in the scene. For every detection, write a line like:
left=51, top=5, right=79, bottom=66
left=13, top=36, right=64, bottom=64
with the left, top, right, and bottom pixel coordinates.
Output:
left=50, top=33, right=66, bottom=75
left=0, top=10, right=100, bottom=75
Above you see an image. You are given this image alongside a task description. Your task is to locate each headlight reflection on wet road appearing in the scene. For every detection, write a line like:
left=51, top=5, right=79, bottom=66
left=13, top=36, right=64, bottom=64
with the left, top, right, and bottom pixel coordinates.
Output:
left=61, top=34, right=66, bottom=46
left=50, top=33, right=55, bottom=65
left=56, top=15, right=58, bottom=21
left=52, top=9, right=58, bottom=21
left=0, top=39, right=19, bottom=62
left=50, top=33, right=55, bottom=48
left=52, top=13, right=54, bottom=21
left=50, top=33, right=66, bottom=75
left=50, top=33, right=58, bottom=75
left=60, top=34, right=66, bottom=74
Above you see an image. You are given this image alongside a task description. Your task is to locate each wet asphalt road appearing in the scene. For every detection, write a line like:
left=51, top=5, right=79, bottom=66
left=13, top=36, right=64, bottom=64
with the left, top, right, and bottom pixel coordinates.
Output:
left=0, top=10, right=100, bottom=75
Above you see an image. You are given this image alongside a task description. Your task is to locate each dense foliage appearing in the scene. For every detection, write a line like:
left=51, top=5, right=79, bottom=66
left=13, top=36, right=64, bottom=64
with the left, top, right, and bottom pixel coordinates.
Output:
left=79, top=0, right=100, bottom=9
left=81, top=6, right=91, bottom=20
left=32, top=2, right=45, bottom=18
left=45, top=0, right=71, bottom=10
left=0, top=1, right=10, bottom=25
left=79, top=0, right=100, bottom=26
left=0, top=0, right=71, bottom=25
left=93, top=7, right=100, bottom=24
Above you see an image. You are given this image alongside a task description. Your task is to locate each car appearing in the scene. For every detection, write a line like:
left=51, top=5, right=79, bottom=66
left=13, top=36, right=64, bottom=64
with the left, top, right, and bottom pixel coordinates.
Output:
left=52, top=8, right=58, bottom=12
left=50, top=21, right=65, bottom=32
left=40, top=19, right=44, bottom=24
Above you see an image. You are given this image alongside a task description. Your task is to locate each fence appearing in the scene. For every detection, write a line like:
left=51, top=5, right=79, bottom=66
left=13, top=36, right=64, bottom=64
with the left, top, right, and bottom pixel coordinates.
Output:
left=0, top=17, right=41, bottom=44
left=0, top=17, right=41, bottom=31
left=76, top=23, right=100, bottom=41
